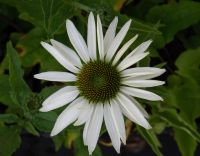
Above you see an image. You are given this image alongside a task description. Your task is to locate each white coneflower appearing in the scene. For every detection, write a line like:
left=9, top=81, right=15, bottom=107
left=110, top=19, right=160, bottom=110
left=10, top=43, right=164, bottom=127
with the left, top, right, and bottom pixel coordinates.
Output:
left=34, top=12, right=165, bottom=154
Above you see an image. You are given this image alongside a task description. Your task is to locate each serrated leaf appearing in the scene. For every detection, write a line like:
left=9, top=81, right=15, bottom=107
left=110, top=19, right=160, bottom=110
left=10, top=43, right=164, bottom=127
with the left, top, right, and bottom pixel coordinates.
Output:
left=137, top=126, right=163, bottom=156
left=0, top=75, right=14, bottom=106
left=0, top=125, right=21, bottom=156
left=7, top=41, right=31, bottom=106
left=146, top=1, right=200, bottom=44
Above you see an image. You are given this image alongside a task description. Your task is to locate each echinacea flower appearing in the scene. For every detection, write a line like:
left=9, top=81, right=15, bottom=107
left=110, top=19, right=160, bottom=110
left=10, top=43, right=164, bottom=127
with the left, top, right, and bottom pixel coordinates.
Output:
left=34, top=12, right=165, bottom=154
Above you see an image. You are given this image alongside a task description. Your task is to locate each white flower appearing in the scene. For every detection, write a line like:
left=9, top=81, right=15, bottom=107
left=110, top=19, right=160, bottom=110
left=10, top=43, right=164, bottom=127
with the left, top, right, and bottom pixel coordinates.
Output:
left=34, top=12, right=165, bottom=154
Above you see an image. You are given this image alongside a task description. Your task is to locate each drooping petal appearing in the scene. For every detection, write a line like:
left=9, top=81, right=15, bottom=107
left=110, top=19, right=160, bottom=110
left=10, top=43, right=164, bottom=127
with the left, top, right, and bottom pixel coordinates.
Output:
left=121, top=86, right=163, bottom=101
left=97, top=15, right=105, bottom=60
left=105, top=20, right=132, bottom=61
left=74, top=102, right=94, bottom=126
left=121, top=80, right=165, bottom=88
left=40, top=86, right=79, bottom=112
left=50, top=39, right=82, bottom=68
left=111, top=99, right=126, bottom=144
left=66, top=20, right=90, bottom=63
left=117, top=52, right=149, bottom=71
left=86, top=103, right=104, bottom=155
left=83, top=118, right=90, bottom=146
left=129, top=97, right=149, bottom=118
left=34, top=71, right=76, bottom=82
left=104, top=103, right=121, bottom=153
left=117, top=93, right=151, bottom=129
left=50, top=97, right=83, bottom=136
left=112, top=34, right=138, bottom=65
left=87, top=12, right=97, bottom=60
left=104, top=17, right=118, bottom=53
left=41, top=42, right=79, bottom=73
left=129, top=40, right=152, bottom=56
left=121, top=67, right=166, bottom=79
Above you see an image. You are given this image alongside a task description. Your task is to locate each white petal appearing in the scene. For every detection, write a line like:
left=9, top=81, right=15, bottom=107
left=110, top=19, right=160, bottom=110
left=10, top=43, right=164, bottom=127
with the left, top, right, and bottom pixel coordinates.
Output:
left=104, top=17, right=118, bottom=53
left=83, top=118, right=90, bottom=146
left=74, top=102, right=94, bottom=126
left=40, top=86, right=79, bottom=112
left=66, top=20, right=90, bottom=63
left=34, top=72, right=76, bottom=82
left=104, top=103, right=121, bottom=153
left=97, top=15, right=105, bottom=60
left=129, top=97, right=149, bottom=118
left=117, top=93, right=151, bottom=129
left=41, top=42, right=79, bottom=73
left=122, top=80, right=165, bottom=87
left=112, top=34, right=138, bottom=65
left=117, top=52, right=149, bottom=71
left=105, top=20, right=132, bottom=61
left=130, top=40, right=152, bottom=56
left=50, top=97, right=83, bottom=136
left=121, top=67, right=166, bottom=79
left=86, top=104, right=104, bottom=155
left=121, top=86, right=163, bottom=101
left=111, top=99, right=126, bottom=144
left=50, top=39, right=82, bottom=68
left=87, top=12, right=97, bottom=60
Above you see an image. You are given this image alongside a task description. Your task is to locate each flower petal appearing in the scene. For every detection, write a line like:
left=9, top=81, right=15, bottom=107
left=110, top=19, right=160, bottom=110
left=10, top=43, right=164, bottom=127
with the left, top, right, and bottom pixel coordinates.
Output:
left=121, top=67, right=166, bottom=79
left=121, top=86, right=163, bottom=101
left=34, top=71, right=76, bottom=82
left=129, top=97, right=149, bottom=118
left=105, top=20, right=132, bottom=61
left=117, top=52, right=149, bottom=71
left=87, top=12, right=97, bottom=60
left=66, top=20, right=90, bottom=63
left=40, top=86, right=79, bottom=112
left=74, top=102, right=94, bottom=126
left=111, top=99, right=126, bottom=144
left=121, top=80, right=165, bottom=87
left=129, top=40, right=152, bottom=56
left=104, top=17, right=118, bottom=53
left=97, top=15, right=105, bottom=60
left=50, top=39, right=82, bottom=68
left=41, top=42, right=79, bottom=73
left=117, top=93, right=151, bottom=129
left=50, top=97, right=83, bottom=136
left=104, top=103, right=121, bottom=153
left=86, top=103, right=104, bottom=155
left=112, top=34, right=138, bottom=65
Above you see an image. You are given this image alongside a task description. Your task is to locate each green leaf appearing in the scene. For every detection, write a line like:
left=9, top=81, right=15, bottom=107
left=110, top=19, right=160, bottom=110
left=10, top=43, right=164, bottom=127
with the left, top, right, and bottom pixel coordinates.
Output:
left=0, top=114, right=18, bottom=123
left=32, top=112, right=57, bottom=132
left=0, top=125, right=21, bottom=156
left=74, top=136, right=102, bottom=156
left=174, top=129, right=197, bottom=156
left=157, top=109, right=200, bottom=142
left=7, top=41, right=31, bottom=106
left=137, top=126, right=163, bottom=156
left=0, top=75, right=14, bottom=106
left=24, top=122, right=40, bottom=136
left=0, top=0, right=75, bottom=36
left=146, top=1, right=200, bottom=44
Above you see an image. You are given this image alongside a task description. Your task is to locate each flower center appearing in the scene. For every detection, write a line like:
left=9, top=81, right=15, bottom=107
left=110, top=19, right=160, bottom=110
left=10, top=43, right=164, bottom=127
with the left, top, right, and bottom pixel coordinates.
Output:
left=76, top=61, right=120, bottom=103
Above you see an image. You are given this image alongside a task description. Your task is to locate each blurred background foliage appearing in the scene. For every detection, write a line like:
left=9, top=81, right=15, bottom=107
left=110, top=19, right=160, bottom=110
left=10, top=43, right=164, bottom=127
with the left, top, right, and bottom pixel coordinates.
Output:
left=0, top=0, right=200, bottom=156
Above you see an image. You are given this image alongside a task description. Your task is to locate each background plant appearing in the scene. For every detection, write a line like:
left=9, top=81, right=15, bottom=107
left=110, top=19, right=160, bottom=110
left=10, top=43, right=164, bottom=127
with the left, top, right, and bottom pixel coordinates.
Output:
left=0, top=0, right=200, bottom=156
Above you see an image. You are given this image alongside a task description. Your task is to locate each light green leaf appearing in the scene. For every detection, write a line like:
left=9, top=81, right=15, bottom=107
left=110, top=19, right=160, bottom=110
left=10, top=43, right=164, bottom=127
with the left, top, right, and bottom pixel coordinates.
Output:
left=137, top=126, right=163, bottom=156
left=24, top=121, right=40, bottom=136
left=174, top=129, right=197, bottom=156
